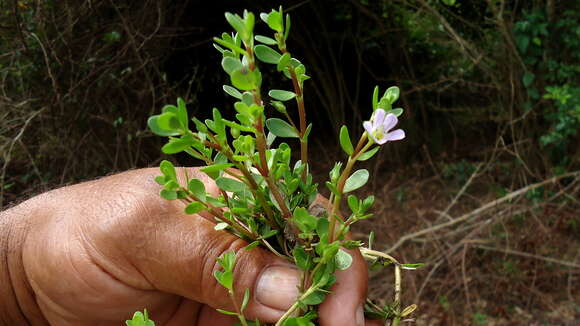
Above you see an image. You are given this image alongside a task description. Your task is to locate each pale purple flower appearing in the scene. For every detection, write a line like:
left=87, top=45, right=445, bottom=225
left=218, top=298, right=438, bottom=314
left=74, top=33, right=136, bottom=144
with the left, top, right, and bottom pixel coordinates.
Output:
left=363, top=109, right=405, bottom=144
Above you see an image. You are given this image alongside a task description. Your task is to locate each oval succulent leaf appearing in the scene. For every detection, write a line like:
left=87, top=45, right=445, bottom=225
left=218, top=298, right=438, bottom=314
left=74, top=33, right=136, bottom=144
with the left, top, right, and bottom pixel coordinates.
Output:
left=269, top=89, right=296, bottom=101
left=343, top=169, right=369, bottom=193
left=339, top=125, right=354, bottom=155
left=231, top=68, right=256, bottom=91
left=188, top=178, right=206, bottom=202
left=357, top=146, right=379, bottom=161
left=148, top=115, right=180, bottom=137
left=216, top=177, right=247, bottom=192
left=335, top=249, right=353, bottom=270
left=266, top=11, right=283, bottom=32
left=185, top=202, right=206, bottom=214
left=266, top=118, right=299, bottom=138
left=223, top=85, right=243, bottom=99
left=255, top=35, right=277, bottom=45
left=222, top=57, right=242, bottom=75
left=254, top=45, right=282, bottom=64
left=384, top=86, right=400, bottom=104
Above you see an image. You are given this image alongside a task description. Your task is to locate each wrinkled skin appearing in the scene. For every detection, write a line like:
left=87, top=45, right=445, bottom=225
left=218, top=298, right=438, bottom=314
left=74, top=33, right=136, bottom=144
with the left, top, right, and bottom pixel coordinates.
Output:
left=2, top=168, right=382, bottom=325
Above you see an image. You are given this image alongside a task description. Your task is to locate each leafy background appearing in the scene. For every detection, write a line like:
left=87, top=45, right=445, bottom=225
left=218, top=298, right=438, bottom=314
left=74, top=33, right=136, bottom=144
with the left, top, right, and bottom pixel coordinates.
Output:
left=1, top=0, right=578, bottom=325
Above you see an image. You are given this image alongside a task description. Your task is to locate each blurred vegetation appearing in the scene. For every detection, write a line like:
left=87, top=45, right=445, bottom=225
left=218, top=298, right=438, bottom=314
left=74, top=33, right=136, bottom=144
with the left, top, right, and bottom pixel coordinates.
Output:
left=1, top=0, right=578, bottom=324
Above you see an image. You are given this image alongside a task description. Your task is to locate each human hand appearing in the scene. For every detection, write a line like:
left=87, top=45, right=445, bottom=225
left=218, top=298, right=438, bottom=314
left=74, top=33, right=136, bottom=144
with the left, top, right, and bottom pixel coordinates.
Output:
left=3, top=168, right=381, bottom=325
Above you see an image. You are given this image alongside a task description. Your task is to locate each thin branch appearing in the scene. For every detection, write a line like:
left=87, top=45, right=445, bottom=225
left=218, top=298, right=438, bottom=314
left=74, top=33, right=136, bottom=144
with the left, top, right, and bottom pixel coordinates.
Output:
left=385, top=171, right=580, bottom=254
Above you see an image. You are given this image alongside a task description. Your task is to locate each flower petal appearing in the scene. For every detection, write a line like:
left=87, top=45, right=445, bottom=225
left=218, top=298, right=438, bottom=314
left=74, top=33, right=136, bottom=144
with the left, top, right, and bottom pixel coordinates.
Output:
left=374, top=109, right=386, bottom=128
left=382, top=113, right=398, bottom=132
left=375, top=136, right=388, bottom=145
left=363, top=121, right=374, bottom=134
left=385, top=129, right=405, bottom=141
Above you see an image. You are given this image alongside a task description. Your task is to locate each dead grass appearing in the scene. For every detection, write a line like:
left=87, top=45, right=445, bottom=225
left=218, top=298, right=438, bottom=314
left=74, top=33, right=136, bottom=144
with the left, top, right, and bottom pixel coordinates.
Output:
left=344, top=156, right=580, bottom=325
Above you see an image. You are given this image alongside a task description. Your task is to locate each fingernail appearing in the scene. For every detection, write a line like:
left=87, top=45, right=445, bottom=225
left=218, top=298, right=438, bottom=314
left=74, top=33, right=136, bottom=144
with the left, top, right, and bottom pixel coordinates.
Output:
left=356, top=303, right=365, bottom=326
left=256, top=265, right=300, bottom=311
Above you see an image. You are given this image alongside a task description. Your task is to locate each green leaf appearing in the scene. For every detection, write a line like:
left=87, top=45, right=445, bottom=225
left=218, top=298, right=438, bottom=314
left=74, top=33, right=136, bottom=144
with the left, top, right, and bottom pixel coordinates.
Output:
left=216, top=177, right=246, bottom=192
left=160, top=160, right=177, bottom=181
left=148, top=115, right=179, bottom=137
left=269, top=89, right=296, bottom=101
left=522, top=71, right=535, bottom=87
left=231, top=68, right=257, bottom=91
left=176, top=98, right=188, bottom=129
left=163, top=180, right=179, bottom=191
left=391, top=108, right=404, bottom=117
left=255, top=35, right=277, bottom=45
left=339, top=125, right=354, bottom=155
left=516, top=35, right=530, bottom=53
left=125, top=310, right=155, bottom=326
left=223, top=85, right=243, bottom=99
left=103, top=31, right=121, bottom=43
left=293, top=246, right=311, bottom=270
left=302, top=290, right=326, bottom=305
left=157, top=112, right=181, bottom=132
left=244, top=11, right=255, bottom=38
left=361, top=195, right=375, bottom=211
left=316, top=217, right=329, bottom=237
left=267, top=132, right=276, bottom=146
left=200, top=163, right=233, bottom=179
left=266, top=118, right=299, bottom=138
left=266, top=11, right=283, bottom=32
left=277, top=52, right=291, bottom=71
left=292, top=207, right=318, bottom=233
left=356, top=146, right=379, bottom=161
left=215, top=309, right=238, bottom=316
left=304, top=123, right=313, bottom=140
left=325, top=181, right=339, bottom=196
left=162, top=137, right=192, bottom=154
left=343, top=169, right=369, bottom=193
left=160, top=189, right=177, bottom=200
left=188, top=179, right=206, bottom=201
left=154, top=175, right=166, bottom=185
left=217, top=251, right=236, bottom=271
left=192, top=117, right=208, bottom=133
left=222, top=57, right=242, bottom=75
left=214, top=222, right=229, bottom=231
left=185, top=202, right=206, bottom=214
left=372, top=86, right=379, bottom=111
left=401, top=263, right=426, bottom=270
left=213, top=37, right=247, bottom=56
left=271, top=101, right=287, bottom=114
left=335, top=249, right=353, bottom=271
left=347, top=195, right=359, bottom=213
left=254, top=45, right=282, bottom=64
left=284, top=13, right=291, bottom=40
left=384, top=86, right=400, bottom=104
left=225, top=12, right=246, bottom=39
left=245, top=241, right=260, bottom=250
left=241, top=288, right=251, bottom=311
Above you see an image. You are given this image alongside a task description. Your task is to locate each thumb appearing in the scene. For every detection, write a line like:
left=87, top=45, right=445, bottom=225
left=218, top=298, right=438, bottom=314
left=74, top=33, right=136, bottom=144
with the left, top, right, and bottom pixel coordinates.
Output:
left=111, top=169, right=301, bottom=323
left=139, top=214, right=300, bottom=323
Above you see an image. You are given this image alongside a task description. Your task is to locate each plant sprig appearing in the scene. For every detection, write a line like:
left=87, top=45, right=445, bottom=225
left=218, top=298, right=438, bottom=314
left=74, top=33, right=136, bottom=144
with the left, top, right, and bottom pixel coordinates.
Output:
left=146, top=7, right=422, bottom=326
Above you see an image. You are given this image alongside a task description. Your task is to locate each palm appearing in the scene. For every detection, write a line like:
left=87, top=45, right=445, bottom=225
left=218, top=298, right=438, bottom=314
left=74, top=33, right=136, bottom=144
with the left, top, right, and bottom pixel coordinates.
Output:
left=21, top=169, right=234, bottom=325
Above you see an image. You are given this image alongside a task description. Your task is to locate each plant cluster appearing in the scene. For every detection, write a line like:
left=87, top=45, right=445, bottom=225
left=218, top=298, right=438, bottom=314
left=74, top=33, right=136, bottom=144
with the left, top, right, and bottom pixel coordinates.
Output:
left=136, top=7, right=420, bottom=326
left=514, top=9, right=580, bottom=168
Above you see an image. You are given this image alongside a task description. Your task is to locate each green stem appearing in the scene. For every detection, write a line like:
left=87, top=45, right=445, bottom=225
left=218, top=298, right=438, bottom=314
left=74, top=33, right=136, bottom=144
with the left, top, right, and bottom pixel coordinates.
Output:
left=255, top=115, right=292, bottom=221
left=206, top=133, right=279, bottom=229
left=182, top=192, right=255, bottom=240
left=275, top=284, right=319, bottom=326
left=279, top=45, right=308, bottom=181
left=328, top=136, right=373, bottom=242
left=229, top=288, right=249, bottom=326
